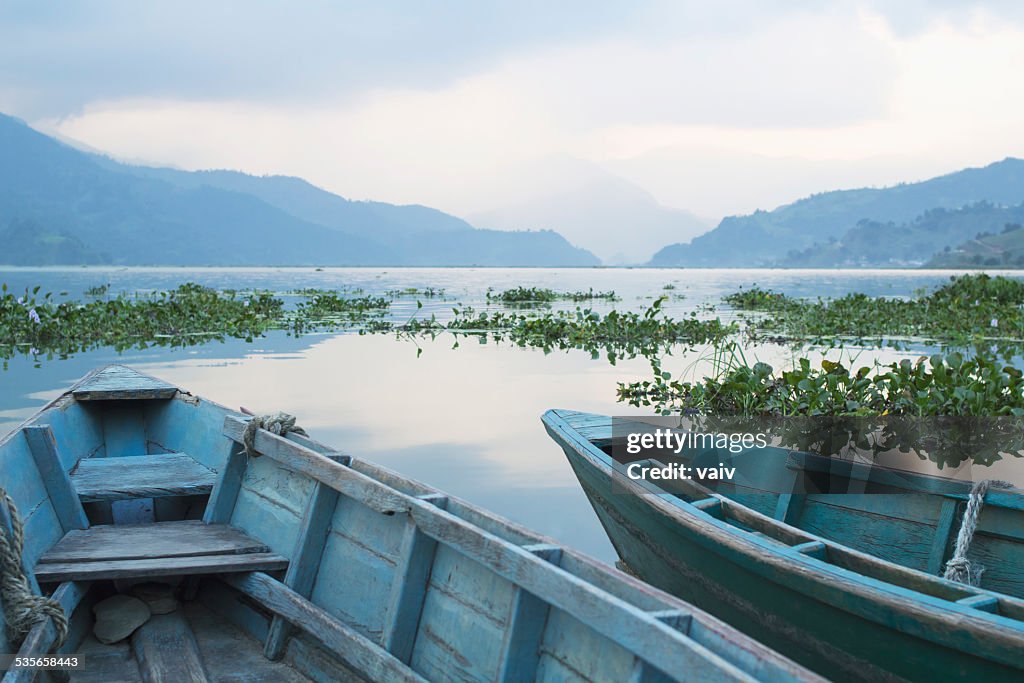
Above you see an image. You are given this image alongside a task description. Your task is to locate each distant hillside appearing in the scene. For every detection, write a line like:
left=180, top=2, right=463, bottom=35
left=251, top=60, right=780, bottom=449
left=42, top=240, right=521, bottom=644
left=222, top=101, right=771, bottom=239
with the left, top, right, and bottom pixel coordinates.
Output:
left=108, top=165, right=474, bottom=240
left=0, top=113, right=598, bottom=266
left=926, top=217, right=1024, bottom=268
left=649, top=159, right=1024, bottom=267
left=778, top=202, right=1024, bottom=267
left=469, top=162, right=708, bottom=264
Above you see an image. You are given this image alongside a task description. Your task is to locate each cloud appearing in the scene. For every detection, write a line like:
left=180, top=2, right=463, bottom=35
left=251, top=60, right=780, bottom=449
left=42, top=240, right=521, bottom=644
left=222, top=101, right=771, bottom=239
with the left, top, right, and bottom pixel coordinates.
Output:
left=0, top=1, right=637, bottom=117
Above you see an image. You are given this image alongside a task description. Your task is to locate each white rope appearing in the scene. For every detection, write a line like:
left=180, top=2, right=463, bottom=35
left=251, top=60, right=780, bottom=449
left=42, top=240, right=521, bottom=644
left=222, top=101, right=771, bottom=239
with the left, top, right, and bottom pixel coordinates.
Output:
left=0, top=488, right=67, bottom=646
left=943, top=479, right=1013, bottom=586
left=242, top=412, right=307, bottom=457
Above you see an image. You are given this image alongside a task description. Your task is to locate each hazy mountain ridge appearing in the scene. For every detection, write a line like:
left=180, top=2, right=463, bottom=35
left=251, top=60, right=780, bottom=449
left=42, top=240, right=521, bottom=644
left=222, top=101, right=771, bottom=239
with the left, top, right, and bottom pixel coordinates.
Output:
left=0, top=114, right=598, bottom=266
left=649, top=158, right=1024, bottom=267
left=779, top=202, right=1024, bottom=267
left=469, top=163, right=708, bottom=264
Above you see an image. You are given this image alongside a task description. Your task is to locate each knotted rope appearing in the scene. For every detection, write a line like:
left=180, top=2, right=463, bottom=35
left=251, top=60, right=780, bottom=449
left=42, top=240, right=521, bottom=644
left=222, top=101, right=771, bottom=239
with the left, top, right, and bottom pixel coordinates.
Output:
left=0, top=488, right=67, bottom=646
left=242, top=412, right=307, bottom=457
left=943, top=479, right=1014, bottom=586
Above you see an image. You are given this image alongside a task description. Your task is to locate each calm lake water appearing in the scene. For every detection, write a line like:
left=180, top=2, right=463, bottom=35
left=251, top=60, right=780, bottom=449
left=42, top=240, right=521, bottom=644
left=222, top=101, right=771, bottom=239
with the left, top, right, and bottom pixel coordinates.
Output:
left=1, top=266, right=1017, bottom=561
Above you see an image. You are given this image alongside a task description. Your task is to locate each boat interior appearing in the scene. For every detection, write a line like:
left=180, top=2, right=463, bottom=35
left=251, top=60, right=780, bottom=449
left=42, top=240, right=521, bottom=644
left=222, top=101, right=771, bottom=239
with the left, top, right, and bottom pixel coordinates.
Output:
left=0, top=368, right=817, bottom=683
left=548, top=410, right=1024, bottom=622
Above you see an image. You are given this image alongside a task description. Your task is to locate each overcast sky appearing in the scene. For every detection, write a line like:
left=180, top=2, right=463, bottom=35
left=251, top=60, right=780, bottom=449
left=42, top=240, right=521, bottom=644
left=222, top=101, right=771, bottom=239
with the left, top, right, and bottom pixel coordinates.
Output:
left=4, top=1, right=1024, bottom=235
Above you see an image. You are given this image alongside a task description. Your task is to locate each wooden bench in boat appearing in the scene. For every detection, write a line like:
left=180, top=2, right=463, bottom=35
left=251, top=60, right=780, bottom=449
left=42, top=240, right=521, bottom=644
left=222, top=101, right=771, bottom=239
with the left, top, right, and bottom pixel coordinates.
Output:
left=71, top=365, right=178, bottom=401
left=23, top=420, right=266, bottom=584
left=34, top=521, right=288, bottom=583
left=70, top=453, right=216, bottom=502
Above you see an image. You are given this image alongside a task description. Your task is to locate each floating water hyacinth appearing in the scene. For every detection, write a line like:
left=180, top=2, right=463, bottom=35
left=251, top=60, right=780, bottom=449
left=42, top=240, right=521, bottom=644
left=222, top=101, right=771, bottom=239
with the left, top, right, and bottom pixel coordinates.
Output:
left=724, top=273, right=1024, bottom=357
left=28, top=308, right=40, bottom=324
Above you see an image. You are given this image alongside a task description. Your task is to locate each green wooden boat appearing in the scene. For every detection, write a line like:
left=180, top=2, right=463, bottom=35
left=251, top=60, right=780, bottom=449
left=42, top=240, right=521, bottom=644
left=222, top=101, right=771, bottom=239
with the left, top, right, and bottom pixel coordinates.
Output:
left=0, top=366, right=823, bottom=683
left=542, top=409, right=1024, bottom=683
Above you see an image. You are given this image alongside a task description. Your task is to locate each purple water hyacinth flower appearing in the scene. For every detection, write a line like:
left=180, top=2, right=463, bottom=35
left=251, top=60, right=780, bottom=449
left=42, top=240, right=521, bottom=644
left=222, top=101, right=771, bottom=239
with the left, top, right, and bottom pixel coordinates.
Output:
left=29, top=347, right=38, bottom=355
left=28, top=308, right=41, bottom=324
left=16, top=297, right=24, bottom=305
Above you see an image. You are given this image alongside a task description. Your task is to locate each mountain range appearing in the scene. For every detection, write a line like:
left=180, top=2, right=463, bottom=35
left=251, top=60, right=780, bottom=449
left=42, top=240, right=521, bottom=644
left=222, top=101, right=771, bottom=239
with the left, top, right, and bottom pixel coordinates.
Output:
left=465, top=157, right=708, bottom=264
left=0, top=113, right=598, bottom=266
left=649, top=158, right=1024, bottom=267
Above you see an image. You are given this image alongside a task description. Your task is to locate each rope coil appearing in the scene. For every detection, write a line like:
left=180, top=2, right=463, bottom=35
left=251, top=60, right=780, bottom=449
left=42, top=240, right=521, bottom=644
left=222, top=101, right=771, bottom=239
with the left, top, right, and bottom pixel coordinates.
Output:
left=943, top=479, right=1014, bottom=586
left=242, top=412, right=307, bottom=457
left=0, top=488, right=67, bottom=646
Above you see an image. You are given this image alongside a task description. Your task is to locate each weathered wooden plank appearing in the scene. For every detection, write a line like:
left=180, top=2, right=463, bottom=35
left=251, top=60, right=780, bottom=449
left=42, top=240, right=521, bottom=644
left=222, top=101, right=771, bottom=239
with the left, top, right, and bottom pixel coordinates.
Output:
left=282, top=634, right=366, bottom=683
left=71, top=365, right=177, bottom=401
left=792, top=541, right=828, bottom=561
left=224, top=572, right=427, bottom=683
left=691, top=498, right=723, bottom=518
left=496, top=544, right=560, bottom=683
left=6, top=582, right=89, bottom=683
left=536, top=607, right=640, bottom=683
left=309, top=496, right=405, bottom=643
left=131, top=611, right=211, bottom=683
left=181, top=602, right=308, bottom=683
left=773, top=494, right=806, bottom=526
left=203, top=440, right=246, bottom=524
left=408, top=506, right=752, bottom=681
left=957, top=594, right=1001, bottom=614
left=23, top=426, right=89, bottom=533
left=264, top=481, right=340, bottom=660
left=37, top=521, right=269, bottom=563
left=71, top=454, right=216, bottom=502
left=100, top=404, right=148, bottom=459
left=35, top=552, right=288, bottom=583
left=223, top=416, right=410, bottom=515
left=382, top=493, right=448, bottom=662
left=229, top=455, right=313, bottom=560
left=926, top=498, right=959, bottom=575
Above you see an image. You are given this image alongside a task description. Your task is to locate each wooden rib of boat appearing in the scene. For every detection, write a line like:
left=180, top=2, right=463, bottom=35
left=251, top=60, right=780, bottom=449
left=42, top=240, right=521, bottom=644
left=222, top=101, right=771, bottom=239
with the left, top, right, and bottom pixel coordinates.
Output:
left=542, top=409, right=1024, bottom=683
left=0, top=366, right=822, bottom=683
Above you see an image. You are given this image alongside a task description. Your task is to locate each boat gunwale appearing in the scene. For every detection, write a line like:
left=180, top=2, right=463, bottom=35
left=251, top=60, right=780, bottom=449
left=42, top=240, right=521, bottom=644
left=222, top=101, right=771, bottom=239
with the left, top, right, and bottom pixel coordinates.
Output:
left=542, top=408, right=1024, bottom=667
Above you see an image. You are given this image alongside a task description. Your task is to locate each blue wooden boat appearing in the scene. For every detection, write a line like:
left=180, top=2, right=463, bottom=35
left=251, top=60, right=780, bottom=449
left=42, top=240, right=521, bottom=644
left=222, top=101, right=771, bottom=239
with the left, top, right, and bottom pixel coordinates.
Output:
left=0, top=366, right=822, bottom=683
left=542, top=409, right=1024, bottom=683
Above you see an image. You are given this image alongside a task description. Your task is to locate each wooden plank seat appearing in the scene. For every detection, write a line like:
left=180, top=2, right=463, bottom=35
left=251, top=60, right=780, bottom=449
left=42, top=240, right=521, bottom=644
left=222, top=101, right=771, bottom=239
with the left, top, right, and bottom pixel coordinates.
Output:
left=71, top=365, right=178, bottom=401
left=70, top=453, right=217, bottom=502
left=34, top=520, right=288, bottom=583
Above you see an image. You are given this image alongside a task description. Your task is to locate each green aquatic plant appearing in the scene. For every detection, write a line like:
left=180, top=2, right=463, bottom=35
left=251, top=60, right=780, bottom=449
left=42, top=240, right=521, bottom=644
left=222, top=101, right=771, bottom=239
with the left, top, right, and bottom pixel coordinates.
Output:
left=619, top=349, right=1024, bottom=417
left=1, top=282, right=724, bottom=366
left=0, top=283, right=283, bottom=365
left=385, top=286, right=445, bottom=298
left=487, top=286, right=619, bottom=304
left=726, top=274, right=1024, bottom=353
left=288, top=291, right=392, bottom=334
left=84, top=283, right=110, bottom=296
left=432, top=296, right=732, bottom=362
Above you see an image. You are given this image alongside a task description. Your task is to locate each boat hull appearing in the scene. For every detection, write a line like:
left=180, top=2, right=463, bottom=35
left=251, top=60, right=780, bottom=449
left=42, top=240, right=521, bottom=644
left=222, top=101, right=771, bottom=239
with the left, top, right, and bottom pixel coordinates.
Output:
left=0, top=367, right=827, bottom=682
left=546, top=411, right=1024, bottom=683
